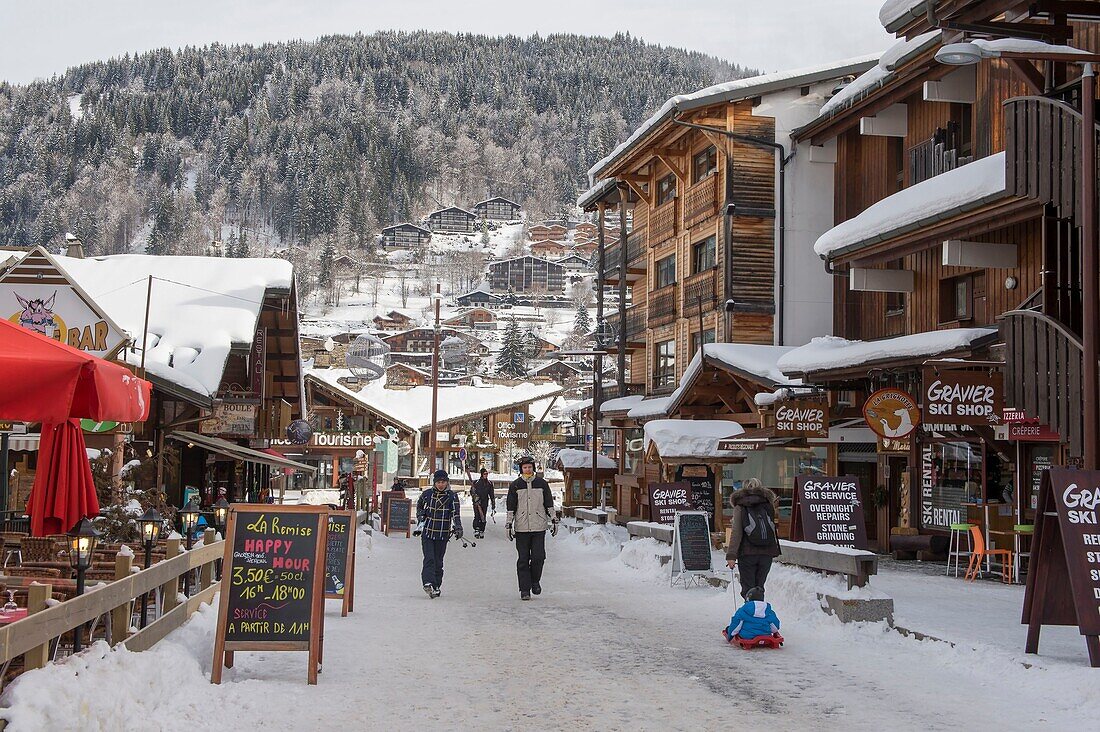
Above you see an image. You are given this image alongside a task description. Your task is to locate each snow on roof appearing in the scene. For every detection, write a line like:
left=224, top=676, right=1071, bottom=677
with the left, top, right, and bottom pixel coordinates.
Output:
left=879, top=0, right=927, bottom=30
left=643, top=419, right=745, bottom=459
left=490, top=255, right=563, bottom=268
left=556, top=448, right=616, bottom=470
left=818, top=32, right=939, bottom=117
left=970, top=38, right=1097, bottom=57
left=589, top=56, right=879, bottom=181
left=665, top=343, right=797, bottom=414
left=627, top=397, right=671, bottom=419
left=777, top=328, right=997, bottom=375
left=600, top=395, right=645, bottom=414
left=814, top=151, right=1005, bottom=259
left=59, top=254, right=293, bottom=399
left=560, top=398, right=592, bottom=415
left=307, top=368, right=563, bottom=431
left=429, top=206, right=476, bottom=217
left=382, top=222, right=430, bottom=234
left=577, top=178, right=621, bottom=209
left=474, top=197, right=520, bottom=207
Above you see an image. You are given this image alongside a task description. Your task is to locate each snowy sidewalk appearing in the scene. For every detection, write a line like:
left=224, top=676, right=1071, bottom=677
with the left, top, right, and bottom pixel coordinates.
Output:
left=2, top=509, right=1098, bottom=730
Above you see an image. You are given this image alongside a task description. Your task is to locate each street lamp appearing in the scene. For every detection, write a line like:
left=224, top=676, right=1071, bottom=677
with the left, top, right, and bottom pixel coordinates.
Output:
left=136, top=508, right=162, bottom=629
left=212, top=497, right=229, bottom=580
left=67, top=518, right=100, bottom=653
left=180, top=498, right=201, bottom=596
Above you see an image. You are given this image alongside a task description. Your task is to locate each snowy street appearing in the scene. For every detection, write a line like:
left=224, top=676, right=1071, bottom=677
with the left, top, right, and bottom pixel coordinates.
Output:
left=3, top=503, right=1098, bottom=730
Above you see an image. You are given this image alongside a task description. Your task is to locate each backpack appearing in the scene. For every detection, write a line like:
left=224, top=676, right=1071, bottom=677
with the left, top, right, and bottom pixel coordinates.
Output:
left=742, top=502, right=776, bottom=547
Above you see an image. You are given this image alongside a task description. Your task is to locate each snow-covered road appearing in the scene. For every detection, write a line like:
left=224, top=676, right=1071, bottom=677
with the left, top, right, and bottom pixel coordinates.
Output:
left=3, top=505, right=1098, bottom=730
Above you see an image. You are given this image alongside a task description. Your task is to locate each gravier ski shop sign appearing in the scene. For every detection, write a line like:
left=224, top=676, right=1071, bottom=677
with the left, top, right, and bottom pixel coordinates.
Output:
left=921, top=367, right=1002, bottom=426
left=791, top=475, right=868, bottom=550
left=773, top=399, right=829, bottom=438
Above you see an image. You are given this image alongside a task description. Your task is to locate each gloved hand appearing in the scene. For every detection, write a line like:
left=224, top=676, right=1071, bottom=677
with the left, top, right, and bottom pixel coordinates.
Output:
left=506, top=523, right=514, bottom=541
left=454, top=528, right=463, bottom=540
left=413, top=522, right=424, bottom=537
left=550, top=518, right=559, bottom=537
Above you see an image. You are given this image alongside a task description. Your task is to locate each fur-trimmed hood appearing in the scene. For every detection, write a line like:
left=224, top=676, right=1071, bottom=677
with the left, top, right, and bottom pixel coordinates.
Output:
left=731, top=484, right=777, bottom=507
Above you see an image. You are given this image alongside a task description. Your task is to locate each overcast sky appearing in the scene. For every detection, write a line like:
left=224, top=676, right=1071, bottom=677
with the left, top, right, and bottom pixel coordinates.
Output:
left=1, top=0, right=893, bottom=85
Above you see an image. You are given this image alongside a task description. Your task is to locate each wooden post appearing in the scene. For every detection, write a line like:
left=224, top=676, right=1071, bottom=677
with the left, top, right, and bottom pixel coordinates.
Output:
left=616, top=189, right=628, bottom=393
left=200, top=529, right=216, bottom=589
left=111, top=552, right=134, bottom=644
left=429, top=283, right=442, bottom=473
left=161, top=538, right=182, bottom=615
left=23, top=584, right=52, bottom=670
left=1082, top=64, right=1098, bottom=470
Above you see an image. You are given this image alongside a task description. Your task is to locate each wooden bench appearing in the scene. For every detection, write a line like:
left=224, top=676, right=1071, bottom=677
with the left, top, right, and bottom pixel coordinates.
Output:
left=574, top=508, right=609, bottom=525
left=626, top=521, right=674, bottom=544
left=775, top=540, right=879, bottom=590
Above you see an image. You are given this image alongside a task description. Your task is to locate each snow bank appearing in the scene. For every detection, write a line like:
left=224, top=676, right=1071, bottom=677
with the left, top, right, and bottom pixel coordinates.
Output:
left=777, top=327, right=996, bottom=375
left=643, top=419, right=745, bottom=459
left=617, top=538, right=671, bottom=579
left=814, top=151, right=1006, bottom=258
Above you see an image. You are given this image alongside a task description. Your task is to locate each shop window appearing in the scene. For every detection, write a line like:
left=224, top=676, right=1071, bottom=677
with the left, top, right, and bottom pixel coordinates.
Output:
left=654, top=339, right=676, bottom=388
left=691, top=329, right=716, bottom=354
left=885, top=258, right=906, bottom=316
left=692, top=146, right=718, bottom=184
left=722, top=446, right=828, bottom=527
left=655, top=254, right=676, bottom=289
left=692, top=236, right=716, bottom=273
left=940, top=274, right=974, bottom=323
left=657, top=173, right=677, bottom=206
left=920, top=441, right=984, bottom=531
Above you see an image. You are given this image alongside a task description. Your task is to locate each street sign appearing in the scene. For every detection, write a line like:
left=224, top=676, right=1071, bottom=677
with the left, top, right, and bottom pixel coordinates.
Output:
left=79, top=419, right=118, bottom=433
left=457, top=447, right=468, bottom=461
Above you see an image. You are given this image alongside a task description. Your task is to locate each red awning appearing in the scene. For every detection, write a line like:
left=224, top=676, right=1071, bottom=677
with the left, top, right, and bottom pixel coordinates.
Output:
left=0, top=317, right=150, bottom=423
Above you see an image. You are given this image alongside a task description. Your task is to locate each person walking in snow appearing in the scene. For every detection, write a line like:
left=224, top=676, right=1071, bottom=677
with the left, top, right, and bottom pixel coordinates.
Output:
left=470, top=468, right=496, bottom=539
left=506, top=456, right=558, bottom=600
left=723, top=586, right=781, bottom=642
left=725, top=477, right=781, bottom=600
left=414, top=470, right=463, bottom=598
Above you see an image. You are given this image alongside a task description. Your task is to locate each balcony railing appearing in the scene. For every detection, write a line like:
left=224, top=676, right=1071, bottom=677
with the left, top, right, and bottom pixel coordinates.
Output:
left=684, top=174, right=719, bottom=228
left=908, top=138, right=970, bottom=185
left=627, top=222, right=648, bottom=251
left=649, top=199, right=677, bottom=247
left=649, top=285, right=678, bottom=328
left=682, top=268, right=717, bottom=313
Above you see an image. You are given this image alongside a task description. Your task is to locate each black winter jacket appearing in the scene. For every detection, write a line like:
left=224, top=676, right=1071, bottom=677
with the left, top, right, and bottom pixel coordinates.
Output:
left=471, top=478, right=496, bottom=508
left=725, top=484, right=782, bottom=561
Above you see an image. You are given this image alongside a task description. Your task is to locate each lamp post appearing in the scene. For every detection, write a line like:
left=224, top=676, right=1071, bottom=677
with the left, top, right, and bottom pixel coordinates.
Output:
left=136, top=508, right=162, bottom=629
left=936, top=42, right=1100, bottom=468
left=67, top=518, right=100, bottom=653
left=428, top=284, right=443, bottom=477
left=179, top=498, right=201, bottom=597
left=212, top=497, right=229, bottom=580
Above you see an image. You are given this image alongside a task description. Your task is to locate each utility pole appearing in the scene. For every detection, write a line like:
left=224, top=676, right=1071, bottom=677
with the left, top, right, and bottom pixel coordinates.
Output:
left=428, top=284, right=442, bottom=476
left=1083, top=64, right=1098, bottom=469
left=593, top=203, right=606, bottom=508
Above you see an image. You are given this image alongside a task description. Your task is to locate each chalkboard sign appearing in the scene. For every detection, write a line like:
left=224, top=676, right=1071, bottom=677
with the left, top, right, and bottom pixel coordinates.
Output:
left=648, top=482, right=693, bottom=524
left=790, top=475, right=868, bottom=550
left=1023, top=468, right=1100, bottom=667
left=211, top=505, right=327, bottom=685
left=676, top=464, right=715, bottom=531
left=324, top=510, right=356, bottom=617
left=386, top=497, right=412, bottom=538
left=670, top=511, right=713, bottom=587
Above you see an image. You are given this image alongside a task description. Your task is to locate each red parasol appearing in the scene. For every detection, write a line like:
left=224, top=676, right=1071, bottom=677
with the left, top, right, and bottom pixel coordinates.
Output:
left=0, top=318, right=152, bottom=535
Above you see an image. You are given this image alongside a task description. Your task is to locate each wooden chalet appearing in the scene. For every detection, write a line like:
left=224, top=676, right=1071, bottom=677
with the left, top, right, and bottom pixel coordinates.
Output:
left=473, top=197, right=522, bottom=221
left=427, top=207, right=478, bottom=234
left=488, top=256, right=566, bottom=293
left=372, top=310, right=415, bottom=331
left=381, top=223, right=432, bottom=248
left=530, top=359, right=589, bottom=385
left=782, top=1, right=1100, bottom=551
left=442, top=307, right=498, bottom=330
left=574, top=222, right=598, bottom=238
left=528, top=223, right=568, bottom=242
left=454, top=283, right=501, bottom=308
left=530, top=240, right=571, bottom=258
left=556, top=254, right=593, bottom=275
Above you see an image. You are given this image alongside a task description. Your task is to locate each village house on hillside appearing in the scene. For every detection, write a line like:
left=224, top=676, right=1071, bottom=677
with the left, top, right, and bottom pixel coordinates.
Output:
left=530, top=239, right=571, bottom=259
left=488, top=255, right=566, bottom=293
left=381, top=223, right=432, bottom=248
left=473, top=197, right=522, bottom=221
left=442, top=307, right=498, bottom=331
left=372, top=310, right=416, bottom=331
left=528, top=223, right=568, bottom=242
left=454, top=281, right=501, bottom=308
left=427, top=206, right=478, bottom=233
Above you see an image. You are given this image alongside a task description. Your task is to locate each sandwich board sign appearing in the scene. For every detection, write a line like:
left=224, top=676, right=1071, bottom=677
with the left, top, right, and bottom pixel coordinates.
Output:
left=324, top=510, right=356, bottom=617
left=211, top=505, right=328, bottom=685
left=789, top=475, right=868, bottom=550
left=670, top=510, right=713, bottom=588
left=1023, top=468, right=1100, bottom=667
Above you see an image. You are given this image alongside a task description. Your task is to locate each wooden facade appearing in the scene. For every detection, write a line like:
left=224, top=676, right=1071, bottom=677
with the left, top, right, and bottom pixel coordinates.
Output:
left=381, top=223, right=432, bottom=248
left=487, top=256, right=566, bottom=293
left=427, top=207, right=477, bottom=233
left=473, top=197, right=521, bottom=221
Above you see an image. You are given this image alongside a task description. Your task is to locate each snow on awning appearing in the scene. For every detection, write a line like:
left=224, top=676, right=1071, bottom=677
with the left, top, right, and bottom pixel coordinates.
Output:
left=577, top=178, right=621, bottom=210
left=665, top=343, right=798, bottom=415
left=644, top=419, right=745, bottom=460
left=813, top=152, right=1006, bottom=260
left=777, top=327, right=998, bottom=376
left=555, top=448, right=617, bottom=471
left=879, top=0, right=929, bottom=32
left=599, top=395, right=645, bottom=415
left=627, top=397, right=671, bottom=420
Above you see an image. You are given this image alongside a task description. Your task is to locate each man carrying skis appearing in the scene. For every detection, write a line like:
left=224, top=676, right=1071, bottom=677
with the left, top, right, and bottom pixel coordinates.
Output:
left=506, top=456, right=557, bottom=600
left=414, top=470, right=463, bottom=598
left=470, top=468, right=496, bottom=539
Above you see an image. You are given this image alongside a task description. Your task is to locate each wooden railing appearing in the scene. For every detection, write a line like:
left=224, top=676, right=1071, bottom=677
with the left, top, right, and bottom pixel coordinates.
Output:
left=0, top=530, right=223, bottom=679
left=1001, top=309, right=1084, bottom=456
left=682, top=268, right=717, bottom=313
left=684, top=175, right=719, bottom=228
left=1004, top=95, right=1096, bottom=221
left=649, top=285, right=678, bottom=328
left=649, top=199, right=677, bottom=247
left=908, top=138, right=969, bottom=185
left=627, top=222, right=648, bottom=251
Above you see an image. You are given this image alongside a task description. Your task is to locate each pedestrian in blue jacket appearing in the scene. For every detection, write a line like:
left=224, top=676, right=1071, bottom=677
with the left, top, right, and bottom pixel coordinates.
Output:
left=414, top=470, right=463, bottom=598
left=725, top=586, right=781, bottom=640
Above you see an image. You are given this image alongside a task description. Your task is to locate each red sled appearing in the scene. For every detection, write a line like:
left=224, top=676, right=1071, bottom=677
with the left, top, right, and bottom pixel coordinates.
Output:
left=722, top=630, right=784, bottom=649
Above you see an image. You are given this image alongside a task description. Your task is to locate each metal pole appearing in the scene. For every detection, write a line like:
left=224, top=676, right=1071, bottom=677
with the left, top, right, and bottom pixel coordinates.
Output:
left=429, top=284, right=442, bottom=476
left=592, top=357, right=602, bottom=509
left=594, top=203, right=606, bottom=508
left=1083, top=64, right=1098, bottom=470
left=139, top=541, right=153, bottom=628
left=140, top=276, right=153, bottom=372
left=73, top=567, right=86, bottom=653
left=184, top=530, right=193, bottom=597
left=0, top=433, right=8, bottom=516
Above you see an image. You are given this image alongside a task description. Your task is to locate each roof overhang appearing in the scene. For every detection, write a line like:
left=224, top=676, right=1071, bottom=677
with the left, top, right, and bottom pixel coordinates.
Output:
left=168, top=430, right=318, bottom=473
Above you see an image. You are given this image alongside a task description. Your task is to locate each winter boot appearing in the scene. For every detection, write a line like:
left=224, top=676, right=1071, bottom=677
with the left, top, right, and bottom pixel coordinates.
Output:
left=423, top=584, right=434, bottom=598
left=531, top=583, right=542, bottom=595
left=520, top=590, right=531, bottom=601
left=431, top=587, right=441, bottom=599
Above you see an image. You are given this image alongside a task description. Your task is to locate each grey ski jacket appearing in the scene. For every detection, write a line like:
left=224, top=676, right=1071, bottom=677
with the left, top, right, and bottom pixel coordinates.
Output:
left=505, top=475, right=554, bottom=533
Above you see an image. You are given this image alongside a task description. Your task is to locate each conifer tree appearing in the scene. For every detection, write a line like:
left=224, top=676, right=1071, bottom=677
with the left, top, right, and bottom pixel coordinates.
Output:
left=496, top=317, right=528, bottom=378
left=573, top=303, right=592, bottom=336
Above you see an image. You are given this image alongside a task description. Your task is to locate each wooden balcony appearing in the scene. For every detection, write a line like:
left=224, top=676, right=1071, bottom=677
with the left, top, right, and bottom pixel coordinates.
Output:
left=648, top=285, right=678, bottom=328
left=682, top=268, right=717, bottom=313
left=605, top=307, right=647, bottom=352
left=684, top=174, right=719, bottom=228
left=908, top=138, right=970, bottom=185
left=1001, top=308, right=1083, bottom=457
left=627, top=222, right=648, bottom=250
left=649, top=199, right=677, bottom=247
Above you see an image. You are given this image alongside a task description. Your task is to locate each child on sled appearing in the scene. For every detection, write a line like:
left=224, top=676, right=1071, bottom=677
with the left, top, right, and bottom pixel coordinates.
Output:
left=723, top=586, right=782, bottom=647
